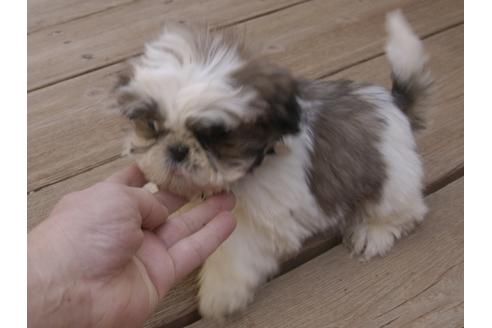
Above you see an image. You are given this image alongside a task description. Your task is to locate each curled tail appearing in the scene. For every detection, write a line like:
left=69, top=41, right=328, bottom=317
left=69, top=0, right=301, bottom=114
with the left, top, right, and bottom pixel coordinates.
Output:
left=385, top=10, right=433, bottom=130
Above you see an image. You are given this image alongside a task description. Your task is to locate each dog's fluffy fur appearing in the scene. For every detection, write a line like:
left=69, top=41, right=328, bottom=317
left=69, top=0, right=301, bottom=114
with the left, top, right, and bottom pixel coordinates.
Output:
left=114, top=10, right=431, bottom=320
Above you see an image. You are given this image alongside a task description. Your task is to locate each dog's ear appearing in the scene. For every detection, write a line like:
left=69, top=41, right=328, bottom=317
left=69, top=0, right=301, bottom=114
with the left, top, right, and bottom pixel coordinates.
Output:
left=114, top=65, right=138, bottom=105
left=232, top=60, right=300, bottom=136
left=112, top=66, right=164, bottom=139
left=113, top=67, right=139, bottom=117
left=114, top=66, right=134, bottom=91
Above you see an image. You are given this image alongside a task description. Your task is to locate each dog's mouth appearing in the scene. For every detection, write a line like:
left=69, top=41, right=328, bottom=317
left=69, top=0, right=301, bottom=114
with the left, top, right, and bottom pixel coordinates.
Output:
left=156, top=166, right=226, bottom=199
left=157, top=173, right=197, bottom=197
left=168, top=166, right=184, bottom=177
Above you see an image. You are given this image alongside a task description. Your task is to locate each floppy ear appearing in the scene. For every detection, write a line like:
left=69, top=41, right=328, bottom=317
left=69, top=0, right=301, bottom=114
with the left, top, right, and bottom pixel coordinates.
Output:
left=232, top=60, right=300, bottom=136
left=113, top=65, right=135, bottom=91
left=112, top=67, right=162, bottom=139
left=113, top=67, right=141, bottom=118
left=114, top=65, right=139, bottom=109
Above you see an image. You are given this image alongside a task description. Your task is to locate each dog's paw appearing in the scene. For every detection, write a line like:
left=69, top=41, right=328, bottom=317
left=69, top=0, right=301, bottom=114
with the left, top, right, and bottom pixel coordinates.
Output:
left=345, top=223, right=402, bottom=260
left=198, top=279, right=254, bottom=322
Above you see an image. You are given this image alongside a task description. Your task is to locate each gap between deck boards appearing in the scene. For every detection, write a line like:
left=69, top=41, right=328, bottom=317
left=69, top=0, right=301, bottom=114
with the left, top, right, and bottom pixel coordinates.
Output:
left=28, top=22, right=463, bottom=195
left=29, top=154, right=122, bottom=194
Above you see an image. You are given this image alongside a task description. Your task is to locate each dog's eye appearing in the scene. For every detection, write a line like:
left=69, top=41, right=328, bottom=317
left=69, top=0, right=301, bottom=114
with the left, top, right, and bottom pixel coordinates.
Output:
left=208, top=124, right=228, bottom=139
left=194, top=124, right=229, bottom=147
left=133, top=119, right=162, bottom=139
left=147, top=120, right=158, bottom=133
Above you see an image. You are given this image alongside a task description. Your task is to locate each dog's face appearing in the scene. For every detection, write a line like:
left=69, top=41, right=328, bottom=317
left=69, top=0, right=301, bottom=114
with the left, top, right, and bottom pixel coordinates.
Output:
left=115, top=25, right=300, bottom=197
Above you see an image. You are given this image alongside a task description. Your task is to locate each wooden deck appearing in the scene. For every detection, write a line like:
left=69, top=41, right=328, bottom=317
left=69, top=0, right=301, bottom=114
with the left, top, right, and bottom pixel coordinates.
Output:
left=27, top=1, right=464, bottom=327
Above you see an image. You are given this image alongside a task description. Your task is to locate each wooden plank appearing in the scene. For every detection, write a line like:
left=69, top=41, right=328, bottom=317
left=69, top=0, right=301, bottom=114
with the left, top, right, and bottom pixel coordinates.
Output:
left=27, top=0, right=463, bottom=90
left=27, top=0, right=463, bottom=192
left=27, top=25, right=463, bottom=328
left=188, top=178, right=464, bottom=328
left=27, top=0, right=305, bottom=90
left=27, top=63, right=128, bottom=191
left=28, top=0, right=134, bottom=33
left=28, top=0, right=463, bottom=90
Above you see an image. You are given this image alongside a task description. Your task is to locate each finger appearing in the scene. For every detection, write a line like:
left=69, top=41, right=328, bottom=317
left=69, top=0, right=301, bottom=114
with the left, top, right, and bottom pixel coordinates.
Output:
left=168, top=211, right=236, bottom=282
left=152, top=190, right=187, bottom=214
left=106, top=164, right=147, bottom=187
left=125, top=187, right=169, bottom=230
left=155, top=193, right=235, bottom=248
left=135, top=232, right=176, bottom=299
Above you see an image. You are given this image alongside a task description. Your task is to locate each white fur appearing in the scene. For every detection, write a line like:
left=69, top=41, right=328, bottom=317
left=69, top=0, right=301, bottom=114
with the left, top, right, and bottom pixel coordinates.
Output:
left=385, top=10, right=433, bottom=128
left=129, top=26, right=254, bottom=128
left=350, top=86, right=427, bottom=259
left=199, top=126, right=337, bottom=319
left=385, top=10, right=428, bottom=82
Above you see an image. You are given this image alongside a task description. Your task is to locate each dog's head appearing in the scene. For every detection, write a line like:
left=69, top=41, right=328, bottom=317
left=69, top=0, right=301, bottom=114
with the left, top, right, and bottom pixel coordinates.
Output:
left=115, top=25, right=300, bottom=197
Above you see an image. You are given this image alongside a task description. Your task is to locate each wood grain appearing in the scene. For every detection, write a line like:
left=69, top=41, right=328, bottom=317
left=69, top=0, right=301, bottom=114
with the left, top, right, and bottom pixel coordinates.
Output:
left=27, top=0, right=305, bottom=90
left=27, top=0, right=463, bottom=90
left=27, top=24, right=464, bottom=328
left=27, top=156, right=132, bottom=230
left=188, top=178, right=464, bottom=328
left=27, top=0, right=463, bottom=192
left=28, top=0, right=134, bottom=33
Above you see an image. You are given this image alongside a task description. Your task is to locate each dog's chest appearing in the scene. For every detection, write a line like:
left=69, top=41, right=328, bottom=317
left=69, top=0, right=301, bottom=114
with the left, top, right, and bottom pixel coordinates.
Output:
left=231, top=133, right=337, bottom=251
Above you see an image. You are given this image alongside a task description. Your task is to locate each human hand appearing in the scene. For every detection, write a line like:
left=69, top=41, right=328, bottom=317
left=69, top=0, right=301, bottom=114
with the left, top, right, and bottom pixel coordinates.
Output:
left=27, top=165, right=236, bottom=328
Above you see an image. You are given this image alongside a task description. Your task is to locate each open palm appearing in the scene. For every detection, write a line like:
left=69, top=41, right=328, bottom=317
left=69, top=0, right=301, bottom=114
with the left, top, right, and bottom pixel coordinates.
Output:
left=28, top=165, right=236, bottom=328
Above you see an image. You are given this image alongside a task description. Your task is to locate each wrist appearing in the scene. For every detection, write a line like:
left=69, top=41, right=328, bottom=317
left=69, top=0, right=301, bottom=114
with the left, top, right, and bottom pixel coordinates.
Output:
left=28, top=220, right=92, bottom=328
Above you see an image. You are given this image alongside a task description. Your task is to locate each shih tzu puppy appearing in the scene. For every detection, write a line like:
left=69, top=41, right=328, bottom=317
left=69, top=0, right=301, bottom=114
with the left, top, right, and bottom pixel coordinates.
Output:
left=114, top=10, right=431, bottom=320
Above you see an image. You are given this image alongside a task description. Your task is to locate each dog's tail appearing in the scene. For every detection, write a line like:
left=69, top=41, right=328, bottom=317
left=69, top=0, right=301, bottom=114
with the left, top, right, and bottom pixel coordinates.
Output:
left=385, top=10, right=433, bottom=130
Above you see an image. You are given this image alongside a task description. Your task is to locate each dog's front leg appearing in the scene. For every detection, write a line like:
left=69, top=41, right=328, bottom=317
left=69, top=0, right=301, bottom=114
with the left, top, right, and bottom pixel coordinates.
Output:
left=197, top=217, right=279, bottom=321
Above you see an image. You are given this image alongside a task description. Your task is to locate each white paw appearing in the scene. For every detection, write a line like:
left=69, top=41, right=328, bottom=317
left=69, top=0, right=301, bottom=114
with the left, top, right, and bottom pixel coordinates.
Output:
left=346, top=223, right=402, bottom=260
left=198, top=277, right=254, bottom=321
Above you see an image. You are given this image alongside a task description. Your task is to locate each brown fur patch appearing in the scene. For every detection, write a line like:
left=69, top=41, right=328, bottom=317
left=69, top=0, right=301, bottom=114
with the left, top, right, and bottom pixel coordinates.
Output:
left=113, top=66, right=166, bottom=140
left=391, top=72, right=432, bottom=130
left=301, top=80, right=387, bottom=229
left=181, top=61, right=302, bottom=172
left=119, top=95, right=164, bottom=139
left=114, top=66, right=134, bottom=91
left=232, top=60, right=300, bottom=136
left=186, top=118, right=269, bottom=171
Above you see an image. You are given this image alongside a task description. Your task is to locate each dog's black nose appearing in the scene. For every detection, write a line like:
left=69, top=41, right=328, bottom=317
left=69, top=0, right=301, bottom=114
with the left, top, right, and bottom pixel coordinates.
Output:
left=168, top=144, right=189, bottom=162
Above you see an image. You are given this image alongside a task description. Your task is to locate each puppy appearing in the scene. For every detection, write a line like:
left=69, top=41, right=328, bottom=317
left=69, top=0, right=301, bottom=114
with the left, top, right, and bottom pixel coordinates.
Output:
left=114, top=10, right=431, bottom=320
